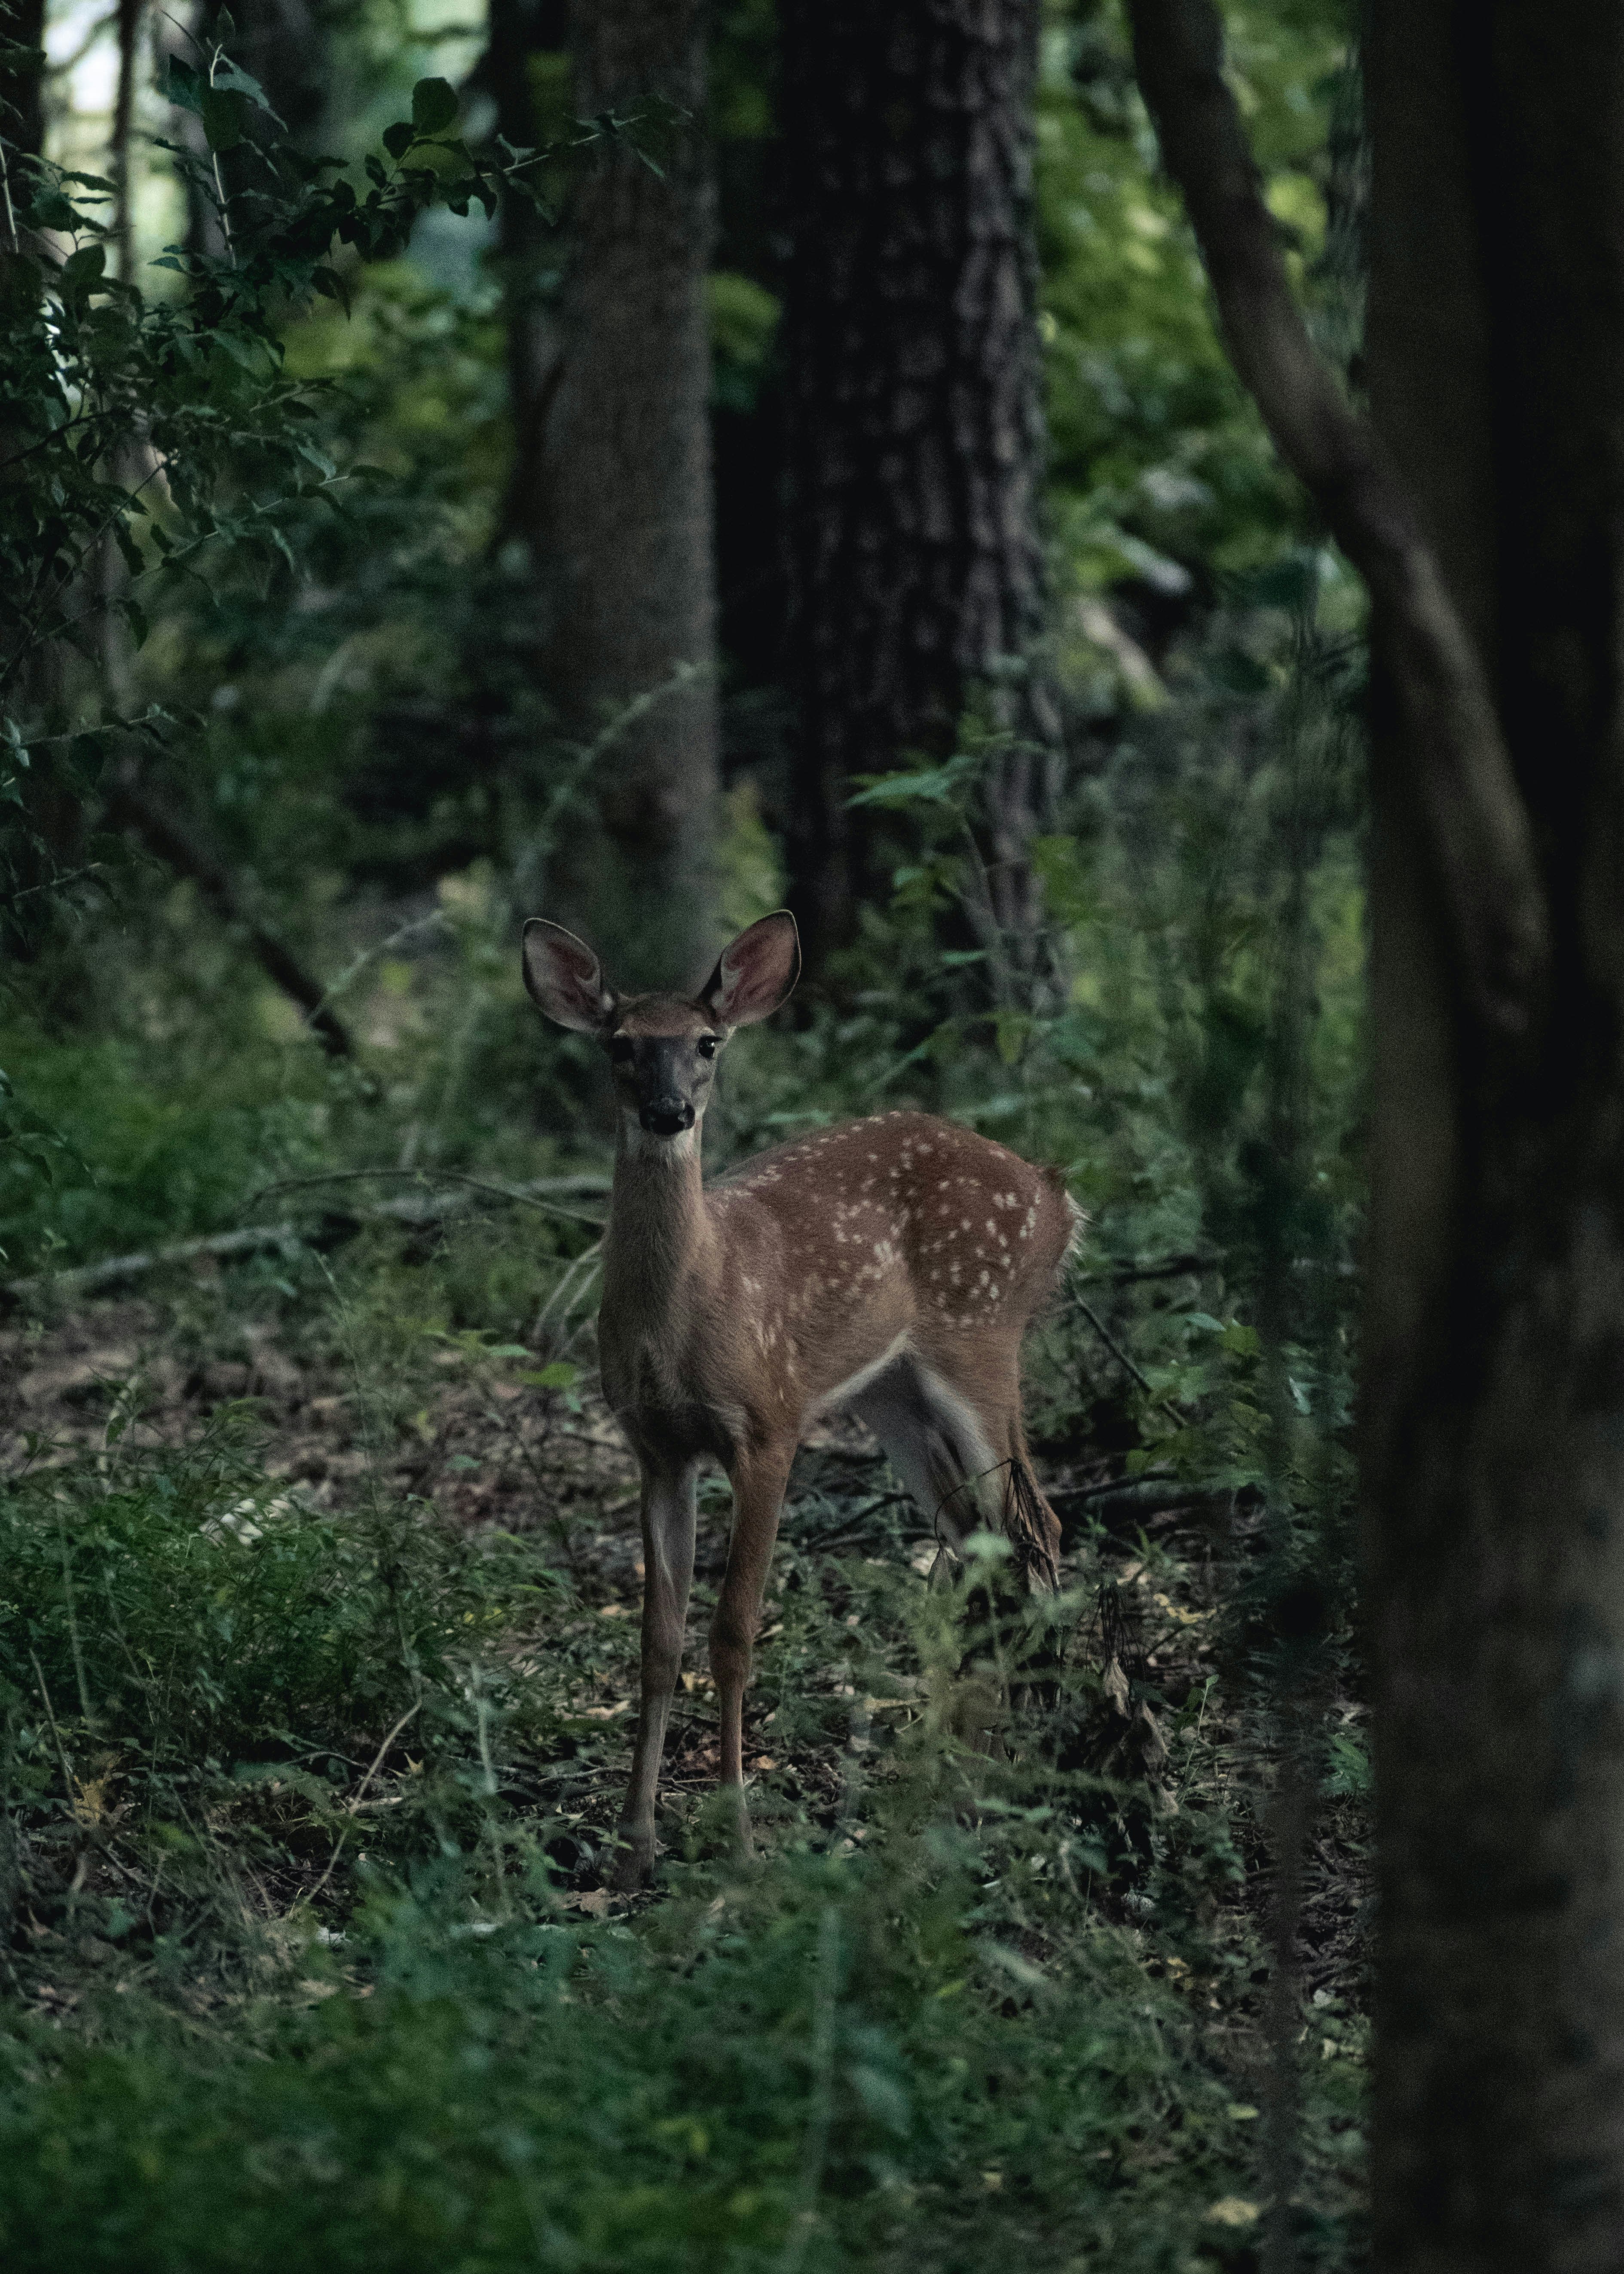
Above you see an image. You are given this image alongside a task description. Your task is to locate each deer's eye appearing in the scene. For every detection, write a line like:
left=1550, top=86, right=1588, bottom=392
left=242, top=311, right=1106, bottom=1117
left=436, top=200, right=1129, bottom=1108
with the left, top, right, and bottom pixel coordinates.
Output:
left=696, top=1034, right=719, bottom=1061
left=609, top=1034, right=634, bottom=1064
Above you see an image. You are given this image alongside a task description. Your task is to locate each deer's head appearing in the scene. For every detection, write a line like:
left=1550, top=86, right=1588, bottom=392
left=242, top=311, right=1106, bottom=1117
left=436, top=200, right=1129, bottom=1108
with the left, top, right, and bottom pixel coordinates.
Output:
left=522, top=912, right=801, bottom=1153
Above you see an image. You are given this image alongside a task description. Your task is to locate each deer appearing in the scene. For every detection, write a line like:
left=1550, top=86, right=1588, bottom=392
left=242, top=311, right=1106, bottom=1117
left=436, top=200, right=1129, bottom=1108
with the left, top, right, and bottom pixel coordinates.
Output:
left=522, top=909, right=1079, bottom=1888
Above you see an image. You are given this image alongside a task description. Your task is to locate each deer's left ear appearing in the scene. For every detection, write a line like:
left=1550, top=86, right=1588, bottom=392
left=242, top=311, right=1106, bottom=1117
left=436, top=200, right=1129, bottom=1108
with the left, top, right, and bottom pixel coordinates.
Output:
left=700, top=911, right=801, bottom=1028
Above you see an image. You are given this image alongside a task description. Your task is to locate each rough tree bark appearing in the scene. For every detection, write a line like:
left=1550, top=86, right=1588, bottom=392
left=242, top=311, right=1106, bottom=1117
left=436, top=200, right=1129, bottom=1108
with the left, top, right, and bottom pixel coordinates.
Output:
left=1363, top=10, right=1624, bottom=2264
left=778, top=0, right=1052, bottom=982
left=1130, top=0, right=1624, bottom=2264
left=508, top=0, right=719, bottom=990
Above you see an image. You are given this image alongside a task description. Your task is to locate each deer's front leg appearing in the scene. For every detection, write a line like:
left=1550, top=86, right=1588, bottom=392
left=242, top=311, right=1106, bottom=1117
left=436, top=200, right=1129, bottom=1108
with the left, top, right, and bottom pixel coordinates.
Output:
left=711, top=1440, right=795, bottom=1855
left=614, top=1455, right=698, bottom=1890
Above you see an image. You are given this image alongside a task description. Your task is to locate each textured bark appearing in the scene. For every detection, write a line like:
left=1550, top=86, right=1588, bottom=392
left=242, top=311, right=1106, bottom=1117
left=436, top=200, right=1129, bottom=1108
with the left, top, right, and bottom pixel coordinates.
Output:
left=1128, top=0, right=1624, bottom=2260
left=511, top=0, right=719, bottom=990
left=779, top=0, right=1049, bottom=975
left=1362, top=9, right=1624, bottom=2265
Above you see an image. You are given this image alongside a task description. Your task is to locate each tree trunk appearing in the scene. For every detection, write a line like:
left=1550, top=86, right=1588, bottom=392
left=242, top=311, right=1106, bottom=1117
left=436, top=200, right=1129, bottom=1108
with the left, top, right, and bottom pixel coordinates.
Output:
left=510, top=0, right=719, bottom=991
left=1124, top=0, right=1624, bottom=2257
left=110, top=0, right=141, bottom=283
left=778, top=0, right=1050, bottom=980
left=486, top=0, right=569, bottom=542
left=1363, top=8, right=1624, bottom=2263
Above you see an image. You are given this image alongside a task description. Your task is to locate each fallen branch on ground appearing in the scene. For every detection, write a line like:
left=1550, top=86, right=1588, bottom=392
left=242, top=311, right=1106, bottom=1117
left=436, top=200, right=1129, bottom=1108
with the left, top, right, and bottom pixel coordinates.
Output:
left=1, top=1172, right=611, bottom=1304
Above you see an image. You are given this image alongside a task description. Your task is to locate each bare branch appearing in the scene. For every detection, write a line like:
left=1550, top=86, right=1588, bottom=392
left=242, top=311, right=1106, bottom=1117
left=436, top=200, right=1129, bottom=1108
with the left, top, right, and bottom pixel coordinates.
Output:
left=0, top=1171, right=612, bottom=1304
left=1126, top=0, right=1550, bottom=1039
left=107, top=769, right=355, bottom=1057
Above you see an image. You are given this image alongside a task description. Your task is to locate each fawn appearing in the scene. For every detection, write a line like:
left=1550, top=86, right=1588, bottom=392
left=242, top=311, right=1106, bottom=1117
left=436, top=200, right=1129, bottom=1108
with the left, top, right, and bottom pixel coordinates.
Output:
left=523, top=910, right=1077, bottom=1886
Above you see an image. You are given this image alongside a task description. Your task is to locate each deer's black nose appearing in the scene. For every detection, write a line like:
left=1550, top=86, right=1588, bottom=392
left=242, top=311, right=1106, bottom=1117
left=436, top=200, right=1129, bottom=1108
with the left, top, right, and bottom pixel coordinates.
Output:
left=641, top=1099, right=695, bottom=1137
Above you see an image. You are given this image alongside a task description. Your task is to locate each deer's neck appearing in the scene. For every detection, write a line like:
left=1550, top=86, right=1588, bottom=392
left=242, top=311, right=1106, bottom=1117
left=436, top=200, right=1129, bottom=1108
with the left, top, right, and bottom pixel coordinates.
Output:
left=602, top=1118, right=715, bottom=1316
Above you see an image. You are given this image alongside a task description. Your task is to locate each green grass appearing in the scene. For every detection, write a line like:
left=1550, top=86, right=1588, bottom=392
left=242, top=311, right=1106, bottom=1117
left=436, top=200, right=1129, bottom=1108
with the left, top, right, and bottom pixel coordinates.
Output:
left=0, top=1379, right=1366, bottom=2272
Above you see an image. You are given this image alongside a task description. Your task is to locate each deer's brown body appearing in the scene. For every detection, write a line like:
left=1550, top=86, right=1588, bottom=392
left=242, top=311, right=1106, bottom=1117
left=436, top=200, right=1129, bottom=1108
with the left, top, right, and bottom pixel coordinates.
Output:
left=523, top=914, right=1076, bottom=1885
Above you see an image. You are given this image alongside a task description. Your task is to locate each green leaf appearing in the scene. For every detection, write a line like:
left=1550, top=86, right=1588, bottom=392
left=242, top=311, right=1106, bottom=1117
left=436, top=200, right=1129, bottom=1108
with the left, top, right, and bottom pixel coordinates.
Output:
left=848, top=755, right=977, bottom=809
left=310, top=265, right=349, bottom=314
left=410, top=77, right=459, bottom=136
left=201, top=86, right=248, bottom=151
left=28, top=188, right=78, bottom=232
left=211, top=57, right=278, bottom=115
left=61, top=243, right=106, bottom=288
left=382, top=120, right=416, bottom=161
left=519, top=1362, right=579, bottom=1391
left=165, top=55, right=203, bottom=114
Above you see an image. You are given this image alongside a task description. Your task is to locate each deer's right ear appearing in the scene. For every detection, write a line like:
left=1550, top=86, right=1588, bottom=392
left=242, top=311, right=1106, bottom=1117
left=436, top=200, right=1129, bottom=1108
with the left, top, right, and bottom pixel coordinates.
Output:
left=521, top=919, right=615, bottom=1033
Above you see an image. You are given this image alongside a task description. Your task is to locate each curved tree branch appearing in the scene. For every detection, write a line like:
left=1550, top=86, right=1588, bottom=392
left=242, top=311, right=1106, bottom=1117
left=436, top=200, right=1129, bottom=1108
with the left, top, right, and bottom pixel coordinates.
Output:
left=108, top=768, right=355, bottom=1057
left=1126, top=0, right=1550, bottom=1041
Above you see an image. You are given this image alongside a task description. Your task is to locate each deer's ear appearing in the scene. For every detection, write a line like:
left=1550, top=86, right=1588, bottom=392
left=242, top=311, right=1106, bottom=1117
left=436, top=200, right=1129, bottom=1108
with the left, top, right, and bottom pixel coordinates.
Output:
left=521, top=919, right=615, bottom=1033
left=700, top=911, right=801, bottom=1028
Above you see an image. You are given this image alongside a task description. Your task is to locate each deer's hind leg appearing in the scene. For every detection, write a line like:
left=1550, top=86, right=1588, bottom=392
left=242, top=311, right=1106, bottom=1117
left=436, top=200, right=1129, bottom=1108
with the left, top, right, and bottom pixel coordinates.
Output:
left=859, top=1344, right=1060, bottom=1590
left=850, top=1352, right=1006, bottom=1556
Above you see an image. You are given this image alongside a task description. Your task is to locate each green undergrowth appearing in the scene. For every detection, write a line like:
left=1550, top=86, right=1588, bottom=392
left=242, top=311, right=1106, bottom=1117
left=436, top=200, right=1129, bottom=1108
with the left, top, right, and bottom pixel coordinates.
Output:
left=0, top=1377, right=1367, bottom=2271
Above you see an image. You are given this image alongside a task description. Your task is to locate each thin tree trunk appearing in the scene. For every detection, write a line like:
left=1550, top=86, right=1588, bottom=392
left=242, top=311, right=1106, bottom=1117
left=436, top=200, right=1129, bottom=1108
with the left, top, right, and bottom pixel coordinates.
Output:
left=111, top=0, right=141, bottom=282
left=512, top=0, right=719, bottom=991
left=778, top=0, right=1050, bottom=981
left=484, top=0, right=568, bottom=545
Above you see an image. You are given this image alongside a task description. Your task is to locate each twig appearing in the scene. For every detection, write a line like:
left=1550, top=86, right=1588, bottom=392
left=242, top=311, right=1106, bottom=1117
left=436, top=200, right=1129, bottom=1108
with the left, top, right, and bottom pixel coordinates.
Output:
left=1, top=1173, right=611, bottom=1304
left=777, top=1904, right=842, bottom=2274
left=107, top=770, right=355, bottom=1056
left=1078, top=1252, right=1220, bottom=1284
left=1072, top=1295, right=1157, bottom=1397
left=295, top=909, right=454, bottom=1038
left=4, top=1222, right=303, bottom=1304
left=1049, top=1471, right=1178, bottom=1505
left=306, top=1699, right=424, bottom=1904
left=1126, top=0, right=1549, bottom=1042
left=248, top=1166, right=608, bottom=1226
left=0, top=138, right=18, bottom=256
left=28, top=1647, right=76, bottom=1799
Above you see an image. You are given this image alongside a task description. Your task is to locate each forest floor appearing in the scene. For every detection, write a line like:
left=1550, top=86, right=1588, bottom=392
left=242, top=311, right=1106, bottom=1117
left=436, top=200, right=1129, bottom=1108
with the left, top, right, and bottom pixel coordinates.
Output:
left=0, top=1234, right=1370, bottom=2272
